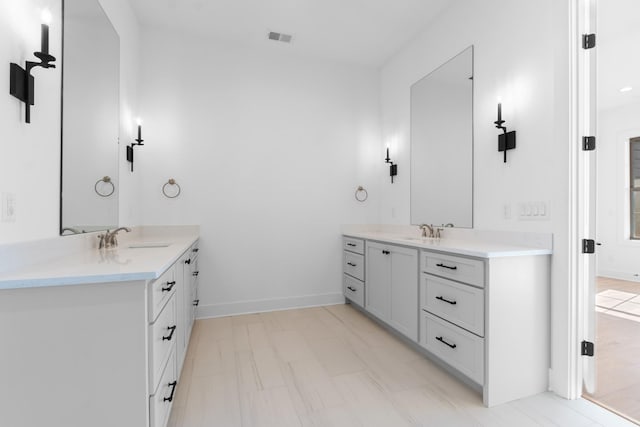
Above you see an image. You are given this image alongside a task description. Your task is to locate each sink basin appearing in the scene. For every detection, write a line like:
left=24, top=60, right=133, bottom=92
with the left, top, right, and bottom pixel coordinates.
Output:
left=127, top=242, right=171, bottom=249
left=401, top=237, right=437, bottom=243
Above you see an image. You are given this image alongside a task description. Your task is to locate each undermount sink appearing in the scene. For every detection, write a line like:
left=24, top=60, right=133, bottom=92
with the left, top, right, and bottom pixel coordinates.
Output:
left=401, top=237, right=438, bottom=242
left=127, top=242, right=171, bottom=249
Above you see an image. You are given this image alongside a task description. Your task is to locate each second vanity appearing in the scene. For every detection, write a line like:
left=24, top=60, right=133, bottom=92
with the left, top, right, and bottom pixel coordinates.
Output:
left=0, top=226, right=200, bottom=427
left=342, top=228, right=552, bottom=407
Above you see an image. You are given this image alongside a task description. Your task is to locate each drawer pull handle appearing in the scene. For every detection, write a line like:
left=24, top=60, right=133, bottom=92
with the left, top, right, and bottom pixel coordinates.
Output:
left=435, top=296, right=457, bottom=305
left=193, top=299, right=200, bottom=306
left=347, top=243, right=357, bottom=247
left=162, top=325, right=177, bottom=341
left=163, top=381, right=178, bottom=402
left=192, top=271, right=199, bottom=277
left=346, top=286, right=357, bottom=292
left=382, top=250, right=390, bottom=255
left=347, top=262, right=357, bottom=267
left=162, top=281, right=176, bottom=292
left=184, top=259, right=191, bottom=265
left=436, top=263, right=457, bottom=270
left=436, top=336, right=457, bottom=349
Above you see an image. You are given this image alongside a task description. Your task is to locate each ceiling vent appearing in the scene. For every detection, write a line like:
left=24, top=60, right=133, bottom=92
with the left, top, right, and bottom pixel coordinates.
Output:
left=268, top=31, right=292, bottom=43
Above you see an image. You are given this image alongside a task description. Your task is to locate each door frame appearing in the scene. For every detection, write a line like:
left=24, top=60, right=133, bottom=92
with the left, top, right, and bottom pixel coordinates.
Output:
left=569, top=0, right=597, bottom=398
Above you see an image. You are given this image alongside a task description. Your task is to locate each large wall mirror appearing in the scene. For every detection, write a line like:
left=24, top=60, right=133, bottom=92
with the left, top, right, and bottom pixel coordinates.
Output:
left=410, top=46, right=473, bottom=228
left=60, top=0, right=119, bottom=235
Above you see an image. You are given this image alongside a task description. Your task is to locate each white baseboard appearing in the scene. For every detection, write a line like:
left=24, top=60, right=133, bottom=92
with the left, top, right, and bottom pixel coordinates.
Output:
left=196, top=292, right=345, bottom=318
left=598, top=270, right=640, bottom=283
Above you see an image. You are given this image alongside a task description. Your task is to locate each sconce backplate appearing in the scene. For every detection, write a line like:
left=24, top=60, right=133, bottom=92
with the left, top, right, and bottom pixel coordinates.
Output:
left=9, top=63, right=34, bottom=105
left=498, top=131, right=516, bottom=152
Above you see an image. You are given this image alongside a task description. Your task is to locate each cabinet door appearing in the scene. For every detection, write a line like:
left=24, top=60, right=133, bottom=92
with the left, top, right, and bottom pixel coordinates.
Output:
left=365, top=242, right=391, bottom=322
left=389, top=246, right=418, bottom=340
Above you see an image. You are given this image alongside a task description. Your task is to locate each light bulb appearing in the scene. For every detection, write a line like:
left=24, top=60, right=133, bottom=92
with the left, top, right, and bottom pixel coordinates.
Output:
left=41, top=9, right=52, bottom=25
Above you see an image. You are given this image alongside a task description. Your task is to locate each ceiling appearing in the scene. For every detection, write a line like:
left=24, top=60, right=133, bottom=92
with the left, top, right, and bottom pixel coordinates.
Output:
left=128, top=0, right=456, bottom=67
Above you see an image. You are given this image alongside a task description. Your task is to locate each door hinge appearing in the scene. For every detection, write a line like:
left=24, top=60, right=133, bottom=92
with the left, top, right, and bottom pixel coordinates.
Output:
left=581, top=340, right=594, bottom=356
left=582, top=239, right=595, bottom=254
left=583, top=136, right=596, bottom=151
left=582, top=33, right=596, bottom=49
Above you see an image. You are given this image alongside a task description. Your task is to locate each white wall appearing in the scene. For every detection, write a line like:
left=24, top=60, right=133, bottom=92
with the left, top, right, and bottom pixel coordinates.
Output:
left=379, top=0, right=573, bottom=397
left=137, top=30, right=381, bottom=316
left=597, top=102, right=640, bottom=280
left=0, top=0, right=62, bottom=243
left=0, top=0, right=140, bottom=244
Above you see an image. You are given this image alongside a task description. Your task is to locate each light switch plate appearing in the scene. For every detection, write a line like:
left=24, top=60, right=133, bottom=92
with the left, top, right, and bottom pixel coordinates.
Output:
left=2, top=192, right=16, bottom=222
left=518, top=201, right=550, bottom=221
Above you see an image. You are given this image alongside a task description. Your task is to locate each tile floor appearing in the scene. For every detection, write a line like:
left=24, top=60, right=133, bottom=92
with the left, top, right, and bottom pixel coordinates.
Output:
left=585, top=277, right=640, bottom=424
left=168, top=303, right=635, bottom=426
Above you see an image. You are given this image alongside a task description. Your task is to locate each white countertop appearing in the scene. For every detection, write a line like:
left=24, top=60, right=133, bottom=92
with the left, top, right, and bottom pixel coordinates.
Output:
left=0, top=227, right=199, bottom=290
left=343, top=231, right=552, bottom=258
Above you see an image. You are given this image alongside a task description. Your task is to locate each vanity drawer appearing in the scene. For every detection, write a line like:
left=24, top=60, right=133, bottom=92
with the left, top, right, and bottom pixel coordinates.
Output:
left=420, top=311, right=484, bottom=384
left=149, top=296, right=177, bottom=392
left=343, top=251, right=364, bottom=281
left=421, top=274, right=484, bottom=336
left=149, top=266, right=176, bottom=323
left=422, top=251, right=485, bottom=288
left=343, top=274, right=365, bottom=307
left=150, top=349, right=177, bottom=427
left=343, top=237, right=365, bottom=255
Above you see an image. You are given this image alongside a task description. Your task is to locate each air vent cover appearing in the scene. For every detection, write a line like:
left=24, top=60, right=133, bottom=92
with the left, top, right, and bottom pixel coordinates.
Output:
left=268, top=31, right=292, bottom=43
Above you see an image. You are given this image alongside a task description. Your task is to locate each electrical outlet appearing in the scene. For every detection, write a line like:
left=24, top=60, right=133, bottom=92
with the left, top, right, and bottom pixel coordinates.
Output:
left=503, top=204, right=512, bottom=219
left=2, top=192, right=16, bottom=222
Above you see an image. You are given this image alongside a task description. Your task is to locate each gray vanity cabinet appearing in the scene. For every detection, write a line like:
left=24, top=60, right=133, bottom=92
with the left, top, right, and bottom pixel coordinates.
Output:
left=343, top=237, right=365, bottom=307
left=176, top=241, right=200, bottom=372
left=185, top=242, right=200, bottom=347
left=344, top=232, right=551, bottom=407
left=365, top=241, right=418, bottom=341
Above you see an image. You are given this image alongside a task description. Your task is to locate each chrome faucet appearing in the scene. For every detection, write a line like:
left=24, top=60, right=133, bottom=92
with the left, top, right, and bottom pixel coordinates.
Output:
left=434, top=224, right=454, bottom=239
left=419, top=224, right=434, bottom=238
left=98, top=227, right=131, bottom=249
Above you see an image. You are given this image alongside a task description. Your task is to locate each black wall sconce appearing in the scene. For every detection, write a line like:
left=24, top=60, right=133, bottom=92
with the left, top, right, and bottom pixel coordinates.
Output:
left=385, top=147, right=398, bottom=183
left=494, top=100, right=516, bottom=163
left=126, top=119, right=144, bottom=172
left=9, top=10, right=57, bottom=123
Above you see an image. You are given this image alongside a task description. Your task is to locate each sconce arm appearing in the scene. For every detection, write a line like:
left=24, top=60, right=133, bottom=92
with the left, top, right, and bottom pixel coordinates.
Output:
left=494, top=119, right=507, bottom=133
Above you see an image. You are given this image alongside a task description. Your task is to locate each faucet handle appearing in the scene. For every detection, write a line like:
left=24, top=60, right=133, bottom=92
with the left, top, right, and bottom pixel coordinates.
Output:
left=419, top=224, right=435, bottom=238
left=97, top=233, right=107, bottom=249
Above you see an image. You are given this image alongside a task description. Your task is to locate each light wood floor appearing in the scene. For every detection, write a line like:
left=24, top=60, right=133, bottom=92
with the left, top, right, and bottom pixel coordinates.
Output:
left=585, top=277, right=640, bottom=424
left=168, top=303, right=634, bottom=427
